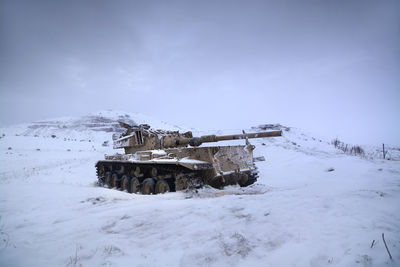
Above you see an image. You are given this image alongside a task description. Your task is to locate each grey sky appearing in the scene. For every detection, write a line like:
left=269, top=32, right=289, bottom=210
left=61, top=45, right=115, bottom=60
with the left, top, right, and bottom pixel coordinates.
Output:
left=1, top=0, right=399, bottom=145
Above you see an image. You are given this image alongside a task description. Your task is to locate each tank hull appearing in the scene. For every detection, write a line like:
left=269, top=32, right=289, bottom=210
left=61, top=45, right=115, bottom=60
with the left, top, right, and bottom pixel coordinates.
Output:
left=95, top=123, right=281, bottom=194
left=95, top=145, right=258, bottom=194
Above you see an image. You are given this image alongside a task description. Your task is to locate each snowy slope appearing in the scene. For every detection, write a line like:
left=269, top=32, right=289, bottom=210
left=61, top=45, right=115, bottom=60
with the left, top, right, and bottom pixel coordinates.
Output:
left=0, top=110, right=183, bottom=144
left=0, top=112, right=399, bottom=267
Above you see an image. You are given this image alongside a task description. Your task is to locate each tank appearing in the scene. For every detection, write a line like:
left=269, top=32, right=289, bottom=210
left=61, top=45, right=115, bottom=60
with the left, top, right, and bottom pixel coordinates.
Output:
left=95, top=123, right=282, bottom=194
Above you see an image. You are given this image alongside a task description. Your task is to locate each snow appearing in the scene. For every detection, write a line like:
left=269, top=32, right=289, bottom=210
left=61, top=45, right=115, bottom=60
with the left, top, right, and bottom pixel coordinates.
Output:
left=0, top=112, right=399, bottom=267
left=149, top=150, right=168, bottom=156
left=178, top=157, right=210, bottom=164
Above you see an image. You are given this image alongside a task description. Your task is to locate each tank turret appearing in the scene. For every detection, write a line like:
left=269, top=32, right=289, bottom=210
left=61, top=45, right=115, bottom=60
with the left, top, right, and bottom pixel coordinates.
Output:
left=96, top=123, right=282, bottom=194
left=113, top=122, right=281, bottom=154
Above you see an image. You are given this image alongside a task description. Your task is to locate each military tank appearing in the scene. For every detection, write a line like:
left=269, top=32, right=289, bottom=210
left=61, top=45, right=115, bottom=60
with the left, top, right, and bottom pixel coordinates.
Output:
left=95, top=123, right=281, bottom=194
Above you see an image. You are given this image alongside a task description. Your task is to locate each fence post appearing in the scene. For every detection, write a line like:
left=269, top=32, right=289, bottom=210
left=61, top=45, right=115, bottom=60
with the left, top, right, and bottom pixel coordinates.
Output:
left=383, top=143, right=385, bottom=159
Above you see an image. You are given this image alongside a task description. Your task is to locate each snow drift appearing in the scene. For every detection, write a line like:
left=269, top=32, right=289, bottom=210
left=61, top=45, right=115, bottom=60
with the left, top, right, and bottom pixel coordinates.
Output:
left=0, top=110, right=399, bottom=267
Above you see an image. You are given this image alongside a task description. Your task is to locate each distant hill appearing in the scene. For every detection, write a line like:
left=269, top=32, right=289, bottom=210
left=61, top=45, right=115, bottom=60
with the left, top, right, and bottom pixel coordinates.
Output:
left=0, top=110, right=184, bottom=142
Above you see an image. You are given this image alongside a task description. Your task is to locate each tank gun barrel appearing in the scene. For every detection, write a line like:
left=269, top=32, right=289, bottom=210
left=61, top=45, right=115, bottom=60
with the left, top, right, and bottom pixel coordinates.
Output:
left=187, top=130, right=282, bottom=147
left=214, top=130, right=282, bottom=141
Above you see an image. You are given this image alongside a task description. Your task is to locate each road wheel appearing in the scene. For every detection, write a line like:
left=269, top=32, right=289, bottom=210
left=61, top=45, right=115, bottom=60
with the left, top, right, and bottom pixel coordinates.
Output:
left=121, top=175, right=131, bottom=191
left=239, top=173, right=257, bottom=187
left=238, top=173, right=249, bottom=187
left=129, top=177, right=140, bottom=193
left=141, top=178, right=155, bottom=195
left=133, top=167, right=141, bottom=177
left=97, top=176, right=105, bottom=186
left=105, top=172, right=112, bottom=188
left=150, top=167, right=158, bottom=178
left=111, top=173, right=119, bottom=189
left=155, top=179, right=170, bottom=194
left=175, top=173, right=188, bottom=191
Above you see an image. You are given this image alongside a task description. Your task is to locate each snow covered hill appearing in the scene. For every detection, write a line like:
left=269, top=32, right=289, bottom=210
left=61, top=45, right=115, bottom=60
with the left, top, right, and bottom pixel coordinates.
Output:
left=0, top=110, right=184, bottom=143
left=0, top=111, right=399, bottom=267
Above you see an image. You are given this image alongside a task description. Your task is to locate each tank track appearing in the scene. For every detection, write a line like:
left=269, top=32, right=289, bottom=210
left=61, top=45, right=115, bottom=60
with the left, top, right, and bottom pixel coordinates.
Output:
left=207, top=168, right=258, bottom=189
left=95, top=161, right=203, bottom=194
left=95, top=161, right=258, bottom=194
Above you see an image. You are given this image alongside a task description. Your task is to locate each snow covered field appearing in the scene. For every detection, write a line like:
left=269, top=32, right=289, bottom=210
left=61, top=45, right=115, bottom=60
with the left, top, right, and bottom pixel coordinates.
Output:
left=0, top=111, right=399, bottom=267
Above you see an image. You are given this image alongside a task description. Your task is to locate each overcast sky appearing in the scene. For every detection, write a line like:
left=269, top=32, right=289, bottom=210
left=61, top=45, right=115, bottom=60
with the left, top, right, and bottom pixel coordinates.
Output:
left=1, top=0, right=399, bottom=145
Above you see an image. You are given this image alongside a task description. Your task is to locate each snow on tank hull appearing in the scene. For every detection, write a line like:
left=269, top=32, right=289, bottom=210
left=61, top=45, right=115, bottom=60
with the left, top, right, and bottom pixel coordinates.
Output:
left=95, top=145, right=258, bottom=194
